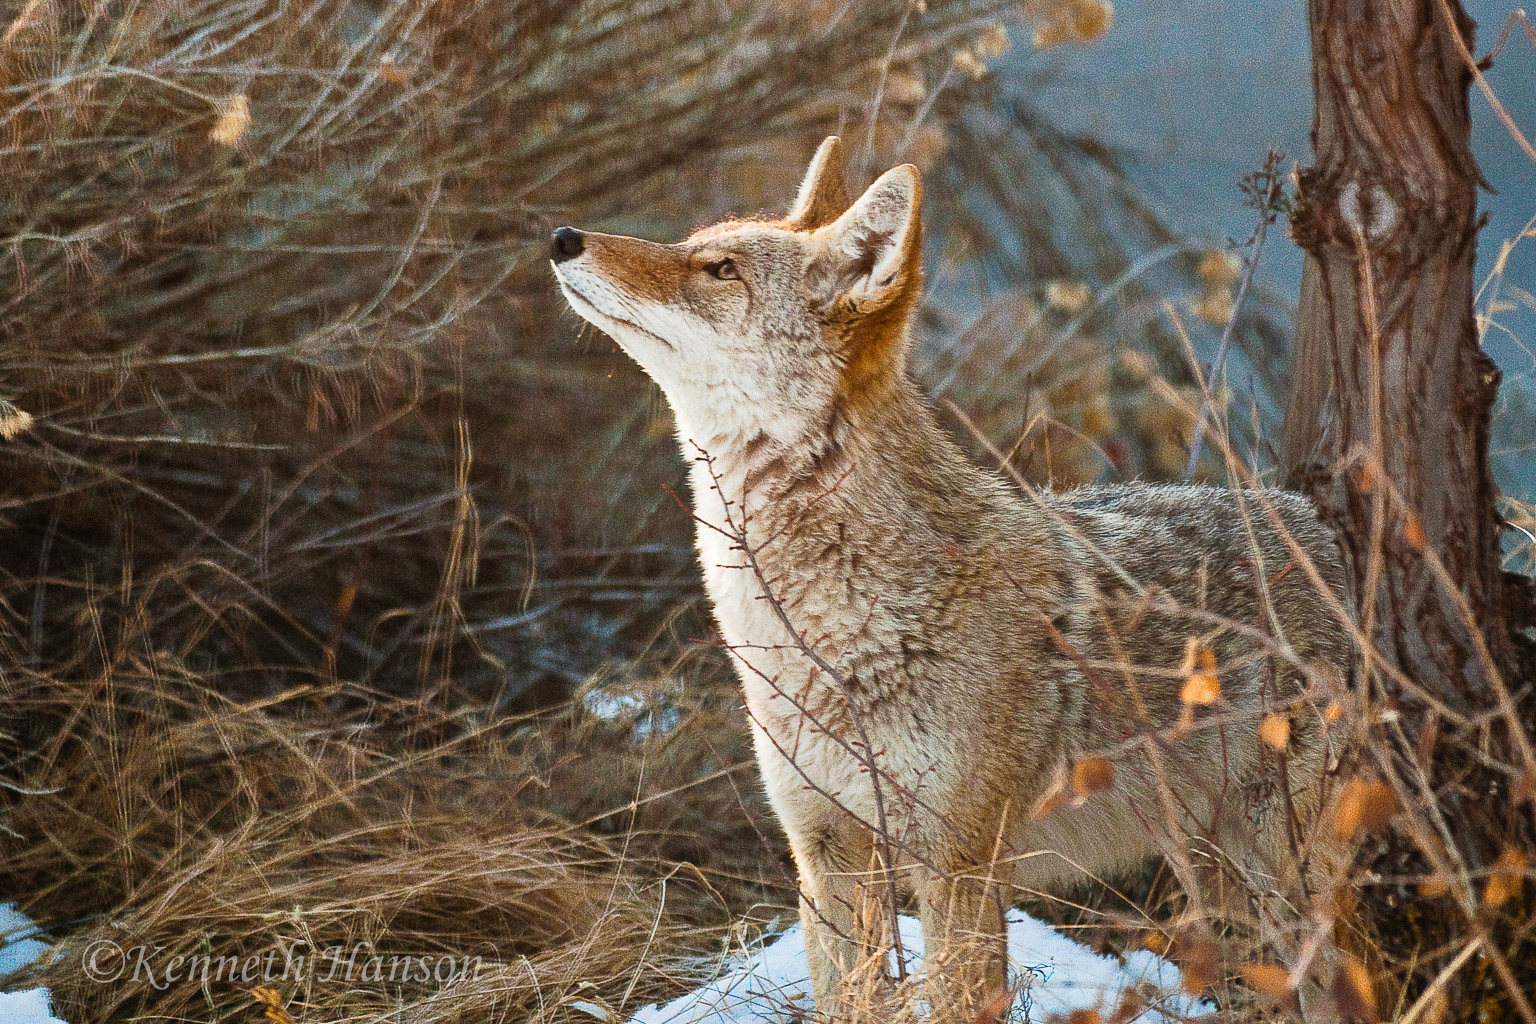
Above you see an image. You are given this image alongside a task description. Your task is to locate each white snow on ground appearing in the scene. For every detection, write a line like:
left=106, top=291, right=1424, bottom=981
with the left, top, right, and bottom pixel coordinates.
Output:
left=0, top=988, right=67, bottom=1024
left=631, top=910, right=1210, bottom=1023
left=2, top=900, right=1207, bottom=1024
left=1, top=903, right=66, bottom=1024
left=0, top=904, right=50, bottom=978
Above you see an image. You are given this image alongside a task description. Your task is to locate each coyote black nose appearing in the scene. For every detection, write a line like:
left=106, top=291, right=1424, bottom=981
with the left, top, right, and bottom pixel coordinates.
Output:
left=550, top=226, right=584, bottom=262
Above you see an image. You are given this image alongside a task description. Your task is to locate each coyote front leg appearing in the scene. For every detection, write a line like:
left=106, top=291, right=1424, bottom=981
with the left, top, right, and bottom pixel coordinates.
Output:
left=790, top=812, right=892, bottom=1020
left=918, top=856, right=1008, bottom=1023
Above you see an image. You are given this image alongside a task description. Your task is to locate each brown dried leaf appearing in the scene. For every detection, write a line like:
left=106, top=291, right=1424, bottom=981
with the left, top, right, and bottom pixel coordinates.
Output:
left=952, top=49, right=988, bottom=78
left=1198, top=250, right=1241, bottom=286
left=1259, top=714, right=1291, bottom=751
left=1180, top=674, right=1220, bottom=706
left=1418, top=870, right=1451, bottom=899
left=1333, top=779, right=1397, bottom=842
left=1179, top=638, right=1220, bottom=705
left=1032, top=0, right=1113, bottom=49
left=1072, top=0, right=1113, bottom=42
left=252, top=987, right=298, bottom=1024
left=1032, top=22, right=1072, bottom=48
left=1072, top=756, right=1115, bottom=797
left=378, top=56, right=411, bottom=83
left=1402, top=512, right=1427, bottom=551
left=1512, top=769, right=1536, bottom=806
left=1030, top=761, right=1071, bottom=820
left=1239, top=962, right=1298, bottom=1009
left=1330, top=880, right=1360, bottom=920
left=1107, top=991, right=1143, bottom=1024
left=971, top=985, right=1015, bottom=1024
left=209, top=94, right=250, bottom=148
left=973, top=24, right=1011, bottom=60
left=1356, top=459, right=1380, bottom=494
left=1192, top=286, right=1235, bottom=327
left=1175, top=936, right=1219, bottom=995
left=1482, top=848, right=1528, bottom=909
left=1045, top=279, right=1092, bottom=312
left=1330, top=955, right=1378, bottom=1022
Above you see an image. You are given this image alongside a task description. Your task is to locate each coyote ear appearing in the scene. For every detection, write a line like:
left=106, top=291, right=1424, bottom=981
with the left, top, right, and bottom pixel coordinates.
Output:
left=783, top=136, right=851, bottom=230
left=812, top=163, right=922, bottom=311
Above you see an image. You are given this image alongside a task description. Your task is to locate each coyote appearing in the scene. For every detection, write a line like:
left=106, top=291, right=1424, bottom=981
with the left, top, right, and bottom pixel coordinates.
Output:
left=551, top=138, right=1352, bottom=1021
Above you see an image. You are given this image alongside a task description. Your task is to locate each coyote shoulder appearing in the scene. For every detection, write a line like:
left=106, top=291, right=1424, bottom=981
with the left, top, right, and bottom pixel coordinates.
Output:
left=552, top=137, right=1350, bottom=1021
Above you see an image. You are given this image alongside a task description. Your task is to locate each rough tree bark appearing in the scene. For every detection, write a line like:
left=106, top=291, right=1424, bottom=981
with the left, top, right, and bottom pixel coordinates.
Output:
left=1283, top=0, right=1513, bottom=698
left=1282, top=0, right=1534, bottom=1014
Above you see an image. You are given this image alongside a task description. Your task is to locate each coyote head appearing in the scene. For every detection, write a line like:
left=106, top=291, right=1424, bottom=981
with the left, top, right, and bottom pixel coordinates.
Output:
left=550, top=138, right=923, bottom=443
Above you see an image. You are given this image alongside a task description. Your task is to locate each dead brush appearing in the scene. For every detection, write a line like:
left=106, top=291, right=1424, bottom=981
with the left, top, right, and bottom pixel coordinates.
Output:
left=0, top=658, right=786, bottom=1022
left=1, top=2, right=1123, bottom=1020
left=2, top=2, right=1532, bottom=1022
left=0, top=0, right=1063, bottom=705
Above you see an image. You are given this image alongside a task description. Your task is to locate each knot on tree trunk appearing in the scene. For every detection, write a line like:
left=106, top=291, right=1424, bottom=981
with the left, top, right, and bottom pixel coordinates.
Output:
left=1290, top=165, right=1475, bottom=269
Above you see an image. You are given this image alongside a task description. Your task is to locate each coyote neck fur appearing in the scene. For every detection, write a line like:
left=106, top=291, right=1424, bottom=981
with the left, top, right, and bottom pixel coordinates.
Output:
left=680, top=368, right=1065, bottom=725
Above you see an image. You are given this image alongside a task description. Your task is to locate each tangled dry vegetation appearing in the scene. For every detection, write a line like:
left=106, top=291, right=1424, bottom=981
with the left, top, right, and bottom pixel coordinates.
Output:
left=9, top=650, right=805, bottom=1022
left=0, top=1, right=1139, bottom=1021
left=3, top=1, right=1532, bottom=1023
left=0, top=0, right=1065, bottom=704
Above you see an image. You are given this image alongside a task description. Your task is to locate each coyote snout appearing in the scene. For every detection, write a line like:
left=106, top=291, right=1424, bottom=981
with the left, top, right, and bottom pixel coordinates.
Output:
left=550, top=225, right=584, bottom=262
left=553, top=137, right=1354, bottom=1021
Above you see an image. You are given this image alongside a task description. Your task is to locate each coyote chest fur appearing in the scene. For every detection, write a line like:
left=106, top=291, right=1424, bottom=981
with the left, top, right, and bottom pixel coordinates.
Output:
left=552, top=137, right=1350, bottom=1022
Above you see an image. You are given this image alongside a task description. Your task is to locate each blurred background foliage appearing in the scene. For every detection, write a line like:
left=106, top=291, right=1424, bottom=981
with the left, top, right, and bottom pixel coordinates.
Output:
left=1, top=0, right=1533, bottom=1019
left=0, top=0, right=1164, bottom=709
left=3, top=0, right=1528, bottom=709
left=0, top=0, right=1291, bottom=712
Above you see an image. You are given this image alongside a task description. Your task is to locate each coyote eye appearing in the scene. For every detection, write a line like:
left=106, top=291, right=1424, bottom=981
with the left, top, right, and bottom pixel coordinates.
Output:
left=704, top=258, right=740, bottom=281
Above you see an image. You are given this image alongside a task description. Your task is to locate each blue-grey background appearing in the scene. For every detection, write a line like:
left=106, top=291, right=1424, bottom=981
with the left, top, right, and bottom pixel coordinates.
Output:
left=1020, top=0, right=1535, bottom=495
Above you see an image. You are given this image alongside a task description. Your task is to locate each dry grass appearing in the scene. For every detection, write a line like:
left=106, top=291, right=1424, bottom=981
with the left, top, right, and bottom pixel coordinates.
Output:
left=1, top=656, right=789, bottom=1022
left=0, top=0, right=1054, bottom=701
left=0, top=3, right=1107, bottom=1020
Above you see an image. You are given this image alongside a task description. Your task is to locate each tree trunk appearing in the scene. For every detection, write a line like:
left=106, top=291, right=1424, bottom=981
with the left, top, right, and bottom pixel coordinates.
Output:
left=1284, top=0, right=1513, bottom=697
left=1283, top=0, right=1535, bottom=1015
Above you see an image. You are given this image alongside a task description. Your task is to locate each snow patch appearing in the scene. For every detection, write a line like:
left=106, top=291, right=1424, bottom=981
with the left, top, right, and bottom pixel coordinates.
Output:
left=581, top=680, right=683, bottom=740
left=630, top=910, right=1210, bottom=1023
left=0, top=988, right=67, bottom=1024
left=1, top=904, right=66, bottom=1024
left=0, top=904, right=50, bottom=979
